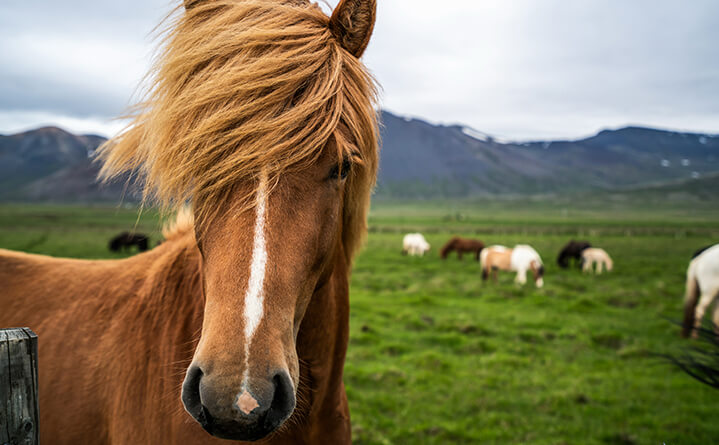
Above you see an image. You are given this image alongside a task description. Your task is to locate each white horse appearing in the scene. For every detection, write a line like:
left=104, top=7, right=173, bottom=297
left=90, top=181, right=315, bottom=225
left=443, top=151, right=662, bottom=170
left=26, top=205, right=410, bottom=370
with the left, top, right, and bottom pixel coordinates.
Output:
left=581, top=247, right=614, bottom=274
left=480, top=244, right=545, bottom=288
left=402, top=233, right=430, bottom=257
left=683, top=244, right=719, bottom=338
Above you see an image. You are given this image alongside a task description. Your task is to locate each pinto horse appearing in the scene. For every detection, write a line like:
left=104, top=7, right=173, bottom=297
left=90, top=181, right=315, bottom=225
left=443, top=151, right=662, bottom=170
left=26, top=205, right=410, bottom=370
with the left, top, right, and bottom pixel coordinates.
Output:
left=682, top=244, right=719, bottom=339
left=0, top=0, right=379, bottom=443
left=440, top=236, right=484, bottom=261
left=480, top=244, right=545, bottom=288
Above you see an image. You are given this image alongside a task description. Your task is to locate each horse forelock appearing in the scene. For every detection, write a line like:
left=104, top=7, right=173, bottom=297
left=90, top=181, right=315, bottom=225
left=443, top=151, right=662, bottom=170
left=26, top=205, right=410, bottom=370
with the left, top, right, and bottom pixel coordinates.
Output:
left=98, top=0, right=379, bottom=263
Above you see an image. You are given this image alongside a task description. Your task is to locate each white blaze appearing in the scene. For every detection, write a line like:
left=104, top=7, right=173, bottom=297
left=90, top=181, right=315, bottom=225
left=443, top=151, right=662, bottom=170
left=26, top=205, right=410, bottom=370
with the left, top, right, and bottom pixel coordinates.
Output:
left=241, top=173, right=269, bottom=387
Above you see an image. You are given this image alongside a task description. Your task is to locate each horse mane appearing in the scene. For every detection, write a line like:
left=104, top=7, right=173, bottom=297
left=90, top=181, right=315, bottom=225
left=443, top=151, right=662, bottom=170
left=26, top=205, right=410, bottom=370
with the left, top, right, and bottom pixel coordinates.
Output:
left=162, top=207, right=195, bottom=241
left=98, top=0, right=379, bottom=264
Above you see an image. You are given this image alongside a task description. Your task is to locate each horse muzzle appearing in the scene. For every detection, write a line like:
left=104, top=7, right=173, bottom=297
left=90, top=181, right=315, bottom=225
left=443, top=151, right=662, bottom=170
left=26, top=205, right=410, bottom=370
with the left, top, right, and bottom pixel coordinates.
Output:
left=181, top=365, right=296, bottom=441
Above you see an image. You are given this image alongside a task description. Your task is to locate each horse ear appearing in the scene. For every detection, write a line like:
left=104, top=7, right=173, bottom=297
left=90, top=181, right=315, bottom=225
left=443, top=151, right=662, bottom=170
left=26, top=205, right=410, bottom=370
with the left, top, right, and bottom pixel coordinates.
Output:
left=329, top=0, right=377, bottom=58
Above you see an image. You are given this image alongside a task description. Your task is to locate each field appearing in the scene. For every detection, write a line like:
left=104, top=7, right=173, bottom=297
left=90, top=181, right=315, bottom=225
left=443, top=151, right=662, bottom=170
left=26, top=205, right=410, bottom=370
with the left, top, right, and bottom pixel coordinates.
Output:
left=1, top=201, right=718, bottom=444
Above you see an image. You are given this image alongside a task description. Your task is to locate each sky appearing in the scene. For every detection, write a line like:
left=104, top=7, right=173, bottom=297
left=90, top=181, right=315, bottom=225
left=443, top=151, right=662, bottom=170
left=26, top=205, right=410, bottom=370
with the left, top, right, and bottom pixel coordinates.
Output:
left=1, top=0, right=717, bottom=141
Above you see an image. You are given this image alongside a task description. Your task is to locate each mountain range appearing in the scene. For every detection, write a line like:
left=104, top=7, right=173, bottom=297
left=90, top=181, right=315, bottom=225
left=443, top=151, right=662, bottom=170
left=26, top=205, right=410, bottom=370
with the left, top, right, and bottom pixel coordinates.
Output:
left=0, top=111, right=717, bottom=202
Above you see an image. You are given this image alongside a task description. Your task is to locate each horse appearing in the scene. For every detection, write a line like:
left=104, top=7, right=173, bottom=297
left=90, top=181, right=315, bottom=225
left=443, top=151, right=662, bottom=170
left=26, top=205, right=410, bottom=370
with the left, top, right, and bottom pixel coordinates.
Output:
left=480, top=244, right=545, bottom=288
left=440, top=236, right=485, bottom=261
left=682, top=244, right=719, bottom=339
left=581, top=247, right=613, bottom=274
left=402, top=233, right=430, bottom=257
left=557, top=240, right=591, bottom=269
left=0, top=1, right=379, bottom=443
left=108, top=231, right=150, bottom=252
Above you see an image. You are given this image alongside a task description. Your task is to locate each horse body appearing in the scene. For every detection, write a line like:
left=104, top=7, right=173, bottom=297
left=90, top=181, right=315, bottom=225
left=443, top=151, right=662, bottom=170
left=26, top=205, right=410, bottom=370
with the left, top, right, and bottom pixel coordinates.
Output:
left=0, top=216, right=352, bottom=444
left=557, top=240, right=591, bottom=269
left=2, top=0, right=379, bottom=442
left=440, top=236, right=485, bottom=261
left=481, top=244, right=544, bottom=287
left=403, top=233, right=430, bottom=257
left=682, top=244, right=719, bottom=339
left=581, top=247, right=613, bottom=274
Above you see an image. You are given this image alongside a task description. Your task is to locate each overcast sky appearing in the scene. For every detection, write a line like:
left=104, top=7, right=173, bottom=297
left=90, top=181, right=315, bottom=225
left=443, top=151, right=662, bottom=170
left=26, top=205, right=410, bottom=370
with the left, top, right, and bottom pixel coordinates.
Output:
left=1, top=0, right=717, bottom=140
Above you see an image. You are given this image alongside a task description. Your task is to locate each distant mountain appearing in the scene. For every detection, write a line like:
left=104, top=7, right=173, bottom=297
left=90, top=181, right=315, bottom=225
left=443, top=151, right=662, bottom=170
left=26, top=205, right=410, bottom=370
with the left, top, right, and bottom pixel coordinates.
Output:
left=0, top=127, right=104, bottom=192
left=377, top=111, right=719, bottom=198
left=0, top=114, right=717, bottom=202
left=0, top=127, right=137, bottom=202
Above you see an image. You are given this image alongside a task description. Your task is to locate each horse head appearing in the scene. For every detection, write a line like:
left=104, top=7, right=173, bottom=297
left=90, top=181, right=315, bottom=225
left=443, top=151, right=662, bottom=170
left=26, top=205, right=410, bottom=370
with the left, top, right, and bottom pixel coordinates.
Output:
left=99, top=0, right=378, bottom=440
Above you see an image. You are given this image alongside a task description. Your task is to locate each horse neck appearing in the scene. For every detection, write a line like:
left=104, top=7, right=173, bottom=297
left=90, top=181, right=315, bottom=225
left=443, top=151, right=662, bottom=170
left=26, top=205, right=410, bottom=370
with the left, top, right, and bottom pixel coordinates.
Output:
left=128, top=232, right=204, bottom=364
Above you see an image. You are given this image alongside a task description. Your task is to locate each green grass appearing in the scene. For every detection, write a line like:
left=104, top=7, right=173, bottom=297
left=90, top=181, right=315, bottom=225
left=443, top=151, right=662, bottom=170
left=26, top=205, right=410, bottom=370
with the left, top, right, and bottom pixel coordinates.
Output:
left=1, top=202, right=718, bottom=444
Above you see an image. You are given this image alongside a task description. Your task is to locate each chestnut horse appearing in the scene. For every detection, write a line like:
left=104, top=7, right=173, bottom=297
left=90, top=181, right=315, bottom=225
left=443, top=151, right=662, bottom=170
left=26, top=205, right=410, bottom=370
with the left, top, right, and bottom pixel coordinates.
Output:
left=0, top=0, right=379, bottom=443
left=440, top=236, right=484, bottom=261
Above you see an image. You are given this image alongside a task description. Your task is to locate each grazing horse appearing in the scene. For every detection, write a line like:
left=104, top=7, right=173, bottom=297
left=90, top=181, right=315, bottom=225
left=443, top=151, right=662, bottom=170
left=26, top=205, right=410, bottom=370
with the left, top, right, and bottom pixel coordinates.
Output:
left=108, top=231, right=150, bottom=252
left=480, top=244, right=545, bottom=288
left=682, top=244, right=719, bottom=339
left=581, top=247, right=613, bottom=274
left=402, top=233, right=430, bottom=257
left=440, top=236, right=485, bottom=261
left=0, top=0, right=379, bottom=443
left=557, top=240, right=591, bottom=269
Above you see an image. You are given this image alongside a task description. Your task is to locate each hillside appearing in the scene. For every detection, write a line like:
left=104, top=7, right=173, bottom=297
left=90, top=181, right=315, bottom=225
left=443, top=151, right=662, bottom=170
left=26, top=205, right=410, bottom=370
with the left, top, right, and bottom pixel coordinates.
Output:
left=0, top=114, right=717, bottom=202
left=378, top=111, right=719, bottom=198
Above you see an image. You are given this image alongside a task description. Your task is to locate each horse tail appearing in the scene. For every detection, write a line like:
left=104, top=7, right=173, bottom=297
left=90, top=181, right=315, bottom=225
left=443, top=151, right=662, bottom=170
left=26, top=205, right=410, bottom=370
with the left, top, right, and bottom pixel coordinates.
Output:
left=605, top=254, right=613, bottom=272
left=682, top=261, right=700, bottom=338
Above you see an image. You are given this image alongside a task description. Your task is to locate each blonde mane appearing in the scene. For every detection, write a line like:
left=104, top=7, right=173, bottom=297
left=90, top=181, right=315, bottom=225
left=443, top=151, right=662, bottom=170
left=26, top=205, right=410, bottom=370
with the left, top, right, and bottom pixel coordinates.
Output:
left=162, top=207, right=195, bottom=241
left=98, top=0, right=379, bottom=263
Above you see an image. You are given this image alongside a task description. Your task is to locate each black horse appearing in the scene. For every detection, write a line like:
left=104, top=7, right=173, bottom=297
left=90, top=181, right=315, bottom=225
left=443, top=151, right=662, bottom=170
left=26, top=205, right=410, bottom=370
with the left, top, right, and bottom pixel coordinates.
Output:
left=108, top=232, right=150, bottom=253
left=557, top=240, right=591, bottom=269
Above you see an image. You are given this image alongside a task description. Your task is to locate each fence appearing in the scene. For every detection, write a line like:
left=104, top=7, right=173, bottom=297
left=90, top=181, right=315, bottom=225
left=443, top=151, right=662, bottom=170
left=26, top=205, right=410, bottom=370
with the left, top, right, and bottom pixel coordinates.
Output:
left=0, top=328, right=39, bottom=445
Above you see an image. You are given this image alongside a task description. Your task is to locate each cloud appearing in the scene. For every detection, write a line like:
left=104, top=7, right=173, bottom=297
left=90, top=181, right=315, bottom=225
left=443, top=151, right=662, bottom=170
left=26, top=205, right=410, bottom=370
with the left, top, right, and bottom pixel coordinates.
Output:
left=1, top=0, right=718, bottom=139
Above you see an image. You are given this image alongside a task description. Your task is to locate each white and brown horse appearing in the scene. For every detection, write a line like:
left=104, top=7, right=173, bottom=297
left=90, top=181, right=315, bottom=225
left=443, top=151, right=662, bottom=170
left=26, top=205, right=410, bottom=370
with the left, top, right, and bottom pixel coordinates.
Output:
left=581, top=247, right=613, bottom=274
left=682, top=244, right=719, bottom=339
left=0, top=0, right=379, bottom=443
left=480, top=244, right=545, bottom=288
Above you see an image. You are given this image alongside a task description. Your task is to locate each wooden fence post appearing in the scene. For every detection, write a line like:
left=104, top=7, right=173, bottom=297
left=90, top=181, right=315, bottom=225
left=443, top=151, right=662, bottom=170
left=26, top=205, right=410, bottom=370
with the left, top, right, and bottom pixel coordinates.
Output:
left=0, top=328, right=39, bottom=445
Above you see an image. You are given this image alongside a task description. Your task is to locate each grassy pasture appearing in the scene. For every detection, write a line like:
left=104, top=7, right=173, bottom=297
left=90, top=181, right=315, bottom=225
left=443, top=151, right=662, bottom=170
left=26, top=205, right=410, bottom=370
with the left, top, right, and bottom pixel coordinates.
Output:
left=1, top=202, right=718, bottom=444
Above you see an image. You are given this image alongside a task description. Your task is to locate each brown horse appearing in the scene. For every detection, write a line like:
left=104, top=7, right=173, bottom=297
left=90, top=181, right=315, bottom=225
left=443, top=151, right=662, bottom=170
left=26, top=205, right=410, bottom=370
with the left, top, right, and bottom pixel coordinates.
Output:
left=440, top=236, right=485, bottom=261
left=0, top=0, right=378, bottom=443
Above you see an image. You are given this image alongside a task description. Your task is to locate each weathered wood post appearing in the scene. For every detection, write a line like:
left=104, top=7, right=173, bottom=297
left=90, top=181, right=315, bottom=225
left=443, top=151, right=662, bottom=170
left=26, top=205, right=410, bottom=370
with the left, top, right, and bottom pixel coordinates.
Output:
left=0, top=328, right=39, bottom=445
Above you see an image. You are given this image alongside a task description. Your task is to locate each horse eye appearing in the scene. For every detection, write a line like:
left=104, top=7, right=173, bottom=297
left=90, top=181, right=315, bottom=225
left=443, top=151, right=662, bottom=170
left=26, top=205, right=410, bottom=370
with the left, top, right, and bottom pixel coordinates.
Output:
left=329, top=159, right=352, bottom=180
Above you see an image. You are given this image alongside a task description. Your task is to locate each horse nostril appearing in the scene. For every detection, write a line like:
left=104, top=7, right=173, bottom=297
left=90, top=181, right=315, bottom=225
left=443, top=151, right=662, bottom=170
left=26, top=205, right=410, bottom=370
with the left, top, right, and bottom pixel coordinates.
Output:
left=181, top=365, right=206, bottom=425
left=264, top=371, right=296, bottom=431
